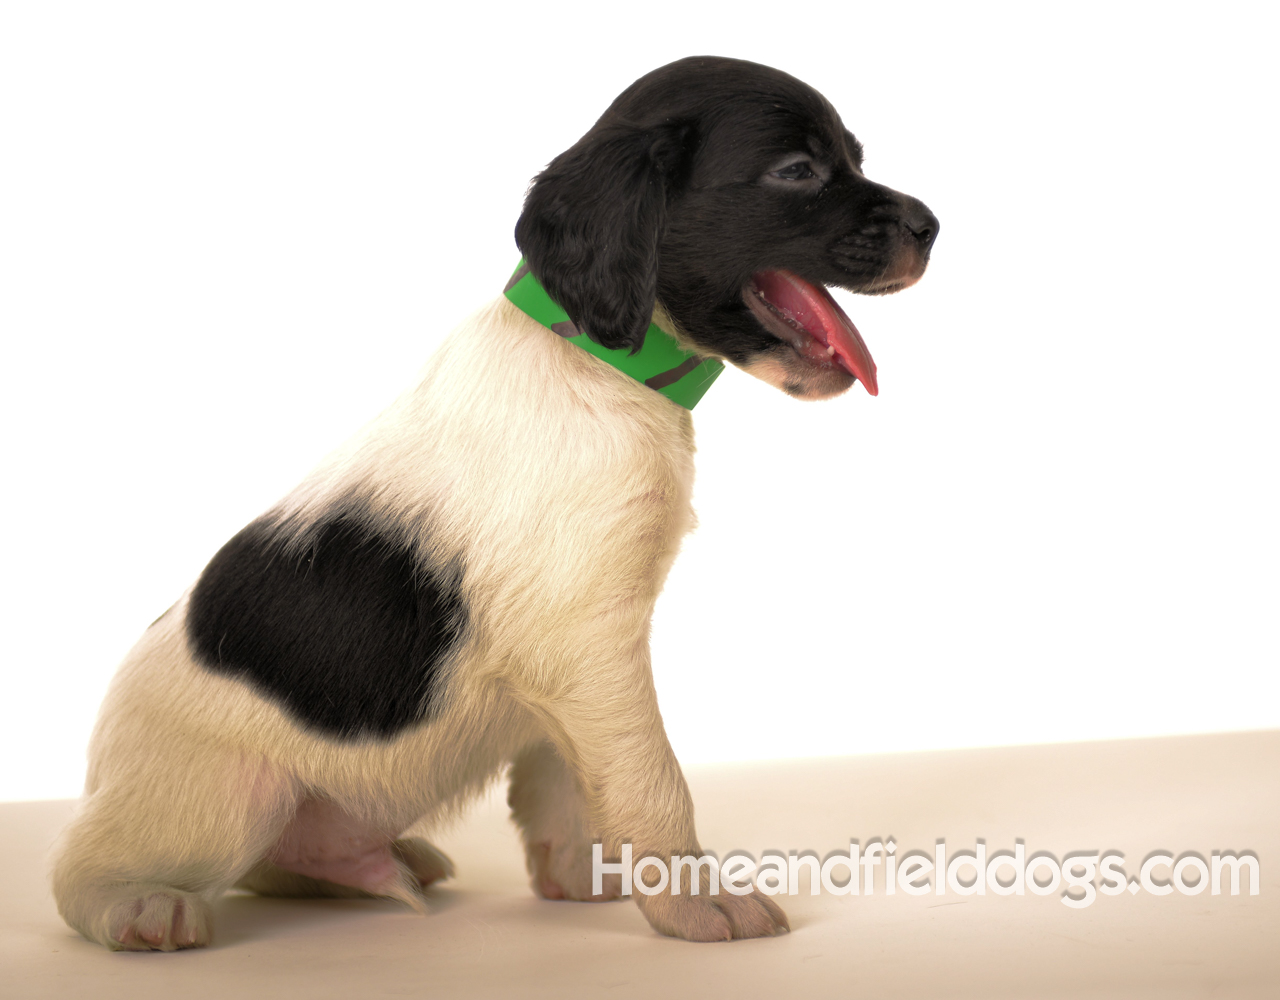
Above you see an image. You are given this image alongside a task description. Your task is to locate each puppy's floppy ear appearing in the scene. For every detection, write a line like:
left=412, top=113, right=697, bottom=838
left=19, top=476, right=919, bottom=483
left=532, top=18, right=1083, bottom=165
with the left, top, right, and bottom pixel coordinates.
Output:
left=515, top=121, right=691, bottom=353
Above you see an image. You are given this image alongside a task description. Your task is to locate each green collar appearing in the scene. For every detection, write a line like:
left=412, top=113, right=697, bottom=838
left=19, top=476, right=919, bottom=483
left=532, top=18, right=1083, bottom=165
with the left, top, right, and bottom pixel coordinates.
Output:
left=504, top=261, right=723, bottom=410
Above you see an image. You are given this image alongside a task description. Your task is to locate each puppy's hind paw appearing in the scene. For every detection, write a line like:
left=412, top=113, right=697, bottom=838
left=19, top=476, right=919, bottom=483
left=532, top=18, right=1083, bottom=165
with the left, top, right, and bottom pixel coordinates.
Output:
left=636, top=888, right=789, bottom=942
left=107, top=886, right=212, bottom=952
left=392, top=837, right=454, bottom=890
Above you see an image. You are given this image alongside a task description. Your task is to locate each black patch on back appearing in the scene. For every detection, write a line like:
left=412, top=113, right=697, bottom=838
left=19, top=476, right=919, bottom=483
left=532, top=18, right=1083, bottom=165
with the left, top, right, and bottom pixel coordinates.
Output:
left=187, top=516, right=466, bottom=740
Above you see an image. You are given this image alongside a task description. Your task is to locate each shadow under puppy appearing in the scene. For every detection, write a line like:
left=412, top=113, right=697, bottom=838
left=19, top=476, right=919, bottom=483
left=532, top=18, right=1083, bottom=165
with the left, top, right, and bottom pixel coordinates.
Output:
left=52, top=55, right=938, bottom=950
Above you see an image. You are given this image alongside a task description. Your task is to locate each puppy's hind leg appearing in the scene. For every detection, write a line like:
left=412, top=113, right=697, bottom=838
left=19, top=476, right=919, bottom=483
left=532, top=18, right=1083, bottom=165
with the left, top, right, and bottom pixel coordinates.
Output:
left=508, top=740, right=621, bottom=902
left=51, top=749, right=293, bottom=951
left=236, top=837, right=454, bottom=904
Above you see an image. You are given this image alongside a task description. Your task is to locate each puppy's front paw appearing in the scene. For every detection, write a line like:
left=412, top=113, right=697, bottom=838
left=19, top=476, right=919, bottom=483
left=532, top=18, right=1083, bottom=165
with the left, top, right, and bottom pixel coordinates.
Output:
left=528, top=840, right=622, bottom=901
left=635, top=888, right=789, bottom=942
left=106, top=886, right=212, bottom=952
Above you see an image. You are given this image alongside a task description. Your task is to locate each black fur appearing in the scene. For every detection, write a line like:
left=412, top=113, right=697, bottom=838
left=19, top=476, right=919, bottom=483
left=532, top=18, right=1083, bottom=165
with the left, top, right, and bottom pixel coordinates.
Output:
left=187, top=516, right=466, bottom=740
left=515, top=121, right=693, bottom=353
left=515, top=56, right=938, bottom=368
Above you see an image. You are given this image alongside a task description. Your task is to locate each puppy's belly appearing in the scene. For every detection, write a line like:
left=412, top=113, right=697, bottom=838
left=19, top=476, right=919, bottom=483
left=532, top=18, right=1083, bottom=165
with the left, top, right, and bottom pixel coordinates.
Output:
left=267, top=797, right=399, bottom=891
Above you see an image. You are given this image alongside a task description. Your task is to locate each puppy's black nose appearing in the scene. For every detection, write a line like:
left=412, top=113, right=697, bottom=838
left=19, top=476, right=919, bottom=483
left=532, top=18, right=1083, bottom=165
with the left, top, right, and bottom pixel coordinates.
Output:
left=902, top=198, right=939, bottom=253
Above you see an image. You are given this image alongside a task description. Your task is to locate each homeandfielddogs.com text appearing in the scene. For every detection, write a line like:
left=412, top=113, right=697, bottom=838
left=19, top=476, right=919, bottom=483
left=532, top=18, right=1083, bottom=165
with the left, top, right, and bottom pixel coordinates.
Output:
left=593, top=842, right=1260, bottom=908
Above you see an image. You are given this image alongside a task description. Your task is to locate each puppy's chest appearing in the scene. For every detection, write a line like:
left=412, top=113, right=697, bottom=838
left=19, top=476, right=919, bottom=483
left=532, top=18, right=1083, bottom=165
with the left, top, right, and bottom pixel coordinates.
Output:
left=424, top=391, right=698, bottom=563
left=448, top=424, right=697, bottom=605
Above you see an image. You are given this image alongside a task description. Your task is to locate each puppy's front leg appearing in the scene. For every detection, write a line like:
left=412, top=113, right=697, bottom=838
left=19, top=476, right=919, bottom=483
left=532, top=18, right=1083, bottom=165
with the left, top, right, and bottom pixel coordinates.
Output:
left=514, top=638, right=788, bottom=942
left=509, top=740, right=623, bottom=902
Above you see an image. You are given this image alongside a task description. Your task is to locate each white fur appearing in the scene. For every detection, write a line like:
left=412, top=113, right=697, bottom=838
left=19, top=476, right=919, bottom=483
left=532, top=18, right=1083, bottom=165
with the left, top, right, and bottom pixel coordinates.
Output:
left=51, top=296, right=788, bottom=949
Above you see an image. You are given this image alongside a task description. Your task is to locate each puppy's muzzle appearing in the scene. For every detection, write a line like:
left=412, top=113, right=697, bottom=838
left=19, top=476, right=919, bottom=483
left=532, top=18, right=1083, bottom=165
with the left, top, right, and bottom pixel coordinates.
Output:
left=853, top=195, right=940, bottom=294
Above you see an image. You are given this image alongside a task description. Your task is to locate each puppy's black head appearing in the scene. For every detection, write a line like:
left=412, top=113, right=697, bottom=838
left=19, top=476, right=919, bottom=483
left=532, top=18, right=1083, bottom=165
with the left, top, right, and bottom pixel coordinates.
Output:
left=515, top=56, right=938, bottom=400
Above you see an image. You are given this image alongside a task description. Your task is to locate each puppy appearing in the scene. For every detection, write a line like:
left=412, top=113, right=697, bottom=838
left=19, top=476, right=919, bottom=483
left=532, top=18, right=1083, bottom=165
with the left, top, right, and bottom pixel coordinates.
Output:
left=52, top=55, right=937, bottom=950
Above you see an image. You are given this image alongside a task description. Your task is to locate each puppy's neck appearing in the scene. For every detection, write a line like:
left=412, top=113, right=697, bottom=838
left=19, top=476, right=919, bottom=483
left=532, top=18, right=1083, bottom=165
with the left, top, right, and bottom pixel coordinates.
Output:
left=503, top=261, right=723, bottom=410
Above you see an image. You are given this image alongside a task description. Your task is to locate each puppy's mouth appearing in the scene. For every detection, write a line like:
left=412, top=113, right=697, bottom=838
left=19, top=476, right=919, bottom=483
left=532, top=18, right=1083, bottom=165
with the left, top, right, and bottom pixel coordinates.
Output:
left=742, top=272, right=880, bottom=396
left=743, top=271, right=878, bottom=396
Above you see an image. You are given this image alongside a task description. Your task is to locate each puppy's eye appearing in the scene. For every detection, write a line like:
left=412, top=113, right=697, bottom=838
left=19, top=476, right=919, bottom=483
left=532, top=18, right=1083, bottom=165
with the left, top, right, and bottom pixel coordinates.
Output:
left=770, top=161, right=818, bottom=181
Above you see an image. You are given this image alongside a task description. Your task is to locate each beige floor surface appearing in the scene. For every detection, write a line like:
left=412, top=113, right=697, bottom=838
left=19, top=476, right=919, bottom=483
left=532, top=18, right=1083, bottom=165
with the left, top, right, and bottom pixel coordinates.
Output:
left=3, top=731, right=1276, bottom=999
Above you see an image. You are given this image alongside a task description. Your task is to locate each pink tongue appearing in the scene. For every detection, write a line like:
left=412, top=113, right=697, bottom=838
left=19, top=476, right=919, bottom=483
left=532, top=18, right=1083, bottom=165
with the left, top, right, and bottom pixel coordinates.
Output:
left=752, top=270, right=879, bottom=396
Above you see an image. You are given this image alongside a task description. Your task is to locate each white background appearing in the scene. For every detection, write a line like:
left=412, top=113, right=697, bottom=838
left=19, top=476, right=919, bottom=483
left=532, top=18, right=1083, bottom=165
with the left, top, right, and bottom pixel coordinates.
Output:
left=2, top=1, right=1276, bottom=802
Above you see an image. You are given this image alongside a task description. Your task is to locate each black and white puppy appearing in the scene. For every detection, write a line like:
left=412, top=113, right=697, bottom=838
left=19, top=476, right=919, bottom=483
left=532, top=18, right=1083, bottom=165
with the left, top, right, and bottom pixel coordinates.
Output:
left=53, top=56, right=937, bottom=950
